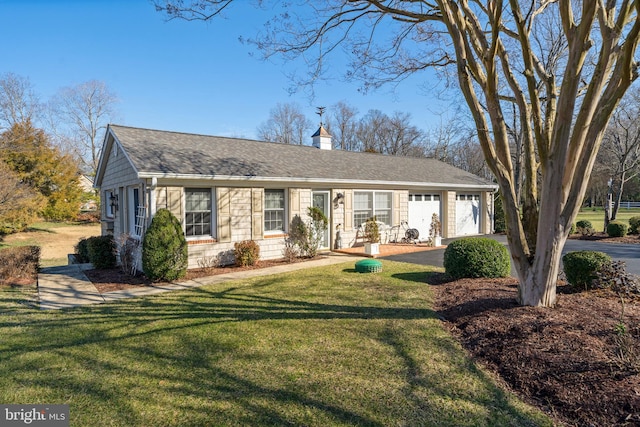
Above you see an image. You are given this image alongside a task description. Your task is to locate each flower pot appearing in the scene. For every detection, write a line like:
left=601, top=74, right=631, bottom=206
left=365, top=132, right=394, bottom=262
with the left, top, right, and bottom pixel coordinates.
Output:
left=364, top=242, right=380, bottom=256
left=434, top=236, right=442, bottom=247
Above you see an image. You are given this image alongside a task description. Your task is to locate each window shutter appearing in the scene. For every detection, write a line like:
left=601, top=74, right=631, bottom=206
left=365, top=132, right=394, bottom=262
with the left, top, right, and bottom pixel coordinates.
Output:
left=166, top=187, right=183, bottom=222
left=289, top=188, right=300, bottom=219
left=393, top=191, right=401, bottom=225
left=217, top=187, right=231, bottom=242
left=343, top=190, right=353, bottom=230
left=251, top=188, right=263, bottom=240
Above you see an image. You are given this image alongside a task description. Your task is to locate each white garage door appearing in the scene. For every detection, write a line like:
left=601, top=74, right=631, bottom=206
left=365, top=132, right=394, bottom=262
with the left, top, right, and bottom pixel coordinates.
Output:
left=408, top=193, right=441, bottom=242
left=456, top=194, right=481, bottom=235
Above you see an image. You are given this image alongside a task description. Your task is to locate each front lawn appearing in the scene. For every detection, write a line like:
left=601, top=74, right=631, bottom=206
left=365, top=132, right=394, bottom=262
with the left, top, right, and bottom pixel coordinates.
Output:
left=0, top=261, right=551, bottom=426
left=576, top=207, right=640, bottom=233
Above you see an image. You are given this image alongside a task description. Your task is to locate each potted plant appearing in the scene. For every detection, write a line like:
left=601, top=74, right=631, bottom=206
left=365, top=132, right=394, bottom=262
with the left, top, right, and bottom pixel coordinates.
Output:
left=429, top=213, right=442, bottom=247
left=364, top=217, right=380, bottom=256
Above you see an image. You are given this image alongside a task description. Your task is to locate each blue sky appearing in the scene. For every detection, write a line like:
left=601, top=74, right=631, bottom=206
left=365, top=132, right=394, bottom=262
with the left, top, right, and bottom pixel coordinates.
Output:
left=0, top=0, right=450, bottom=140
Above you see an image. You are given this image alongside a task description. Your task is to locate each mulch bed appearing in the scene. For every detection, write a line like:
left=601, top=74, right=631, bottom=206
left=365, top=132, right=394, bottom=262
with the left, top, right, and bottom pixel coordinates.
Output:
left=569, top=232, right=640, bottom=244
left=431, top=275, right=640, bottom=427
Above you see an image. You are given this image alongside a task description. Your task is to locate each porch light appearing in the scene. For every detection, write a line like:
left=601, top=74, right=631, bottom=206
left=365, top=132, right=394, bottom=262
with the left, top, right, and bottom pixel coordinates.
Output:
left=109, top=194, right=119, bottom=212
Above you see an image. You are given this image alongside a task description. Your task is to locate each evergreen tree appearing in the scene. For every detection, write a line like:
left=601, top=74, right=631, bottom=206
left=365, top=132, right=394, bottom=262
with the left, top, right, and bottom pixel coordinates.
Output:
left=0, top=121, right=81, bottom=221
left=142, top=209, right=188, bottom=281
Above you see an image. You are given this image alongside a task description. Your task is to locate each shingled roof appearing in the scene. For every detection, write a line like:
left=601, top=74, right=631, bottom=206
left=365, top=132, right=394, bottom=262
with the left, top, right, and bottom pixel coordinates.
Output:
left=96, top=124, right=496, bottom=189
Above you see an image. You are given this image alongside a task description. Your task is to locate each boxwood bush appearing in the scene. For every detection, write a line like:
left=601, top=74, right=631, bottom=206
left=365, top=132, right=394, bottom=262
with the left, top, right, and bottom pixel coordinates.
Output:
left=142, top=209, right=188, bottom=281
left=562, top=251, right=611, bottom=290
left=75, top=237, right=91, bottom=263
left=234, top=240, right=260, bottom=266
left=576, top=220, right=595, bottom=236
left=443, top=237, right=510, bottom=279
left=606, top=220, right=628, bottom=237
left=86, top=235, right=117, bottom=269
left=628, top=216, right=640, bottom=234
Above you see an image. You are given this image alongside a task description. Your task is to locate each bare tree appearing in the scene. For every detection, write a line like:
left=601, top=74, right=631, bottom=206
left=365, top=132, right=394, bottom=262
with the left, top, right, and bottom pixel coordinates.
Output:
left=48, top=80, right=118, bottom=177
left=599, top=91, right=640, bottom=225
left=257, top=102, right=313, bottom=145
left=327, top=101, right=359, bottom=150
left=157, top=1, right=640, bottom=307
left=0, top=73, right=41, bottom=131
left=382, top=111, right=426, bottom=156
left=355, top=109, right=387, bottom=153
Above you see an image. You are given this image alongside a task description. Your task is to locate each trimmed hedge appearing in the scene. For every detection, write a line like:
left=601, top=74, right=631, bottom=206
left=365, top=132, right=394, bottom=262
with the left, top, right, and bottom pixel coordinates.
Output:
left=86, top=235, right=117, bottom=269
left=443, top=237, right=510, bottom=279
left=576, top=220, right=595, bottom=236
left=0, top=246, right=40, bottom=284
left=142, top=209, right=188, bottom=281
left=628, top=216, right=640, bottom=234
left=75, top=238, right=91, bottom=263
left=562, top=251, right=611, bottom=290
left=234, top=240, right=260, bottom=266
left=606, top=221, right=628, bottom=237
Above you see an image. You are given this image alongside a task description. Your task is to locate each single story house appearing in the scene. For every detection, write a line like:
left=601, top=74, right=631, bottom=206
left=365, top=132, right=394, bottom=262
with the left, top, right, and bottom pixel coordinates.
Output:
left=94, top=124, right=497, bottom=268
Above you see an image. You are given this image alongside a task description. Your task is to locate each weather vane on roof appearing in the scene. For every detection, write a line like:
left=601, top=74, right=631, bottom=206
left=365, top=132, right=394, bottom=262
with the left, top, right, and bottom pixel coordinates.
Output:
left=316, top=106, right=326, bottom=126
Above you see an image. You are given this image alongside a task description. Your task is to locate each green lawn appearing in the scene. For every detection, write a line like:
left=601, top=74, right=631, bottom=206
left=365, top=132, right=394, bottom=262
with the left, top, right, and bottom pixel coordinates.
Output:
left=0, top=261, right=552, bottom=426
left=575, top=207, right=640, bottom=232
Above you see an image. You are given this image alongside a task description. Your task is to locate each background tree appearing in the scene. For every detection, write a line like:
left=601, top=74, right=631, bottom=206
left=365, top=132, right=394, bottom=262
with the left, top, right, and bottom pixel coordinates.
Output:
left=598, top=90, right=640, bottom=225
left=382, top=111, right=426, bottom=156
left=158, top=1, right=640, bottom=307
left=257, top=102, right=313, bottom=145
left=0, top=73, right=42, bottom=131
left=327, top=101, right=359, bottom=150
left=0, top=121, right=82, bottom=221
left=0, top=161, right=45, bottom=234
left=48, top=80, right=118, bottom=176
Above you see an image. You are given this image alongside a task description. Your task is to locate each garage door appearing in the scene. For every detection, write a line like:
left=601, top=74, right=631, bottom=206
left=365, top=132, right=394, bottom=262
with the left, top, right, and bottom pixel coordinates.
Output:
left=408, top=193, right=441, bottom=242
left=456, top=194, right=481, bottom=235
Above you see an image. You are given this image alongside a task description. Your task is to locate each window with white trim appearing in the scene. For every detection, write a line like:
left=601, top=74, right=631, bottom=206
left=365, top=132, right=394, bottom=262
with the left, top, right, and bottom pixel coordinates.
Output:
left=185, top=189, right=213, bottom=237
left=264, top=189, right=285, bottom=233
left=354, top=191, right=393, bottom=227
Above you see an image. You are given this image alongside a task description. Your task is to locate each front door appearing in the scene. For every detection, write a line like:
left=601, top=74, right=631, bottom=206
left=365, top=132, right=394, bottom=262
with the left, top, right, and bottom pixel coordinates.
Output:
left=312, top=191, right=330, bottom=249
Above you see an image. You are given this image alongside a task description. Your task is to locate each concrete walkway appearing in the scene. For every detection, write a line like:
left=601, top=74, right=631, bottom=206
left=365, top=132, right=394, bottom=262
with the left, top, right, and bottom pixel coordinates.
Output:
left=38, top=253, right=364, bottom=310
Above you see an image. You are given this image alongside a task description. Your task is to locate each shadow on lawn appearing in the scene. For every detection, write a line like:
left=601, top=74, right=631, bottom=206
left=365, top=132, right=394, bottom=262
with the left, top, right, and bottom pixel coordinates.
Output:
left=0, top=280, right=439, bottom=353
left=0, top=277, right=549, bottom=426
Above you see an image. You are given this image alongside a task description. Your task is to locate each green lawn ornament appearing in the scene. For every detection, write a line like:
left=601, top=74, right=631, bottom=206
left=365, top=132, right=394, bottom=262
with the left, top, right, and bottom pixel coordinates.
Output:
left=355, top=259, right=383, bottom=273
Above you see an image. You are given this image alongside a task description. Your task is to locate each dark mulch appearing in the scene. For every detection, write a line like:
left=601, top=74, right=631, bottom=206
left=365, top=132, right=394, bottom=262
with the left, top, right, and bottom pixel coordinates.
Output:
left=431, top=274, right=640, bottom=427
left=569, top=232, right=640, bottom=244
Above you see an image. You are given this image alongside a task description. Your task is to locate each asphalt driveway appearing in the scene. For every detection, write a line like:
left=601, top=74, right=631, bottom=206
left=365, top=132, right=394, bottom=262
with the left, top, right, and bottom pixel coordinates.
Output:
left=381, top=234, right=640, bottom=277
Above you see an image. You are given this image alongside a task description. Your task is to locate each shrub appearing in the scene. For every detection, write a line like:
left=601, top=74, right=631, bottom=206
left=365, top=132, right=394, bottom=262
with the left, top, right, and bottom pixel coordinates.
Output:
left=142, top=209, right=188, bottom=281
left=628, top=216, right=640, bottom=234
left=0, top=246, right=40, bottom=285
left=286, top=207, right=329, bottom=258
left=75, top=238, right=91, bottom=263
left=443, top=237, right=510, bottom=279
left=562, top=251, right=611, bottom=290
left=592, top=260, right=640, bottom=294
left=118, top=234, right=140, bottom=276
left=569, top=223, right=576, bottom=235
left=576, top=220, right=595, bottom=236
left=607, top=221, right=628, bottom=237
left=86, top=235, right=117, bottom=269
left=234, top=240, right=260, bottom=266
left=364, top=216, right=380, bottom=243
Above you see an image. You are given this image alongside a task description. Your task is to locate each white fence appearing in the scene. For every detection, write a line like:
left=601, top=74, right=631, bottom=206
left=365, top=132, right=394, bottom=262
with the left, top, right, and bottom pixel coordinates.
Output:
left=619, top=201, right=640, bottom=209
